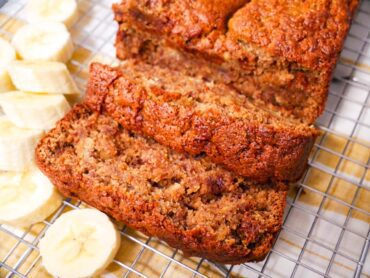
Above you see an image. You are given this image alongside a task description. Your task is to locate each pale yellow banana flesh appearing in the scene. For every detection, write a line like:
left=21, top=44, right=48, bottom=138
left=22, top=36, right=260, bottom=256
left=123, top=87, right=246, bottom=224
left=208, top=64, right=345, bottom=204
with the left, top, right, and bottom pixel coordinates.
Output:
left=0, top=117, right=44, bottom=171
left=12, top=22, right=74, bottom=63
left=0, top=168, right=63, bottom=227
left=0, top=91, right=71, bottom=130
left=8, top=60, right=80, bottom=95
left=40, top=209, right=121, bottom=278
left=0, top=37, right=17, bottom=93
left=27, top=0, right=79, bottom=29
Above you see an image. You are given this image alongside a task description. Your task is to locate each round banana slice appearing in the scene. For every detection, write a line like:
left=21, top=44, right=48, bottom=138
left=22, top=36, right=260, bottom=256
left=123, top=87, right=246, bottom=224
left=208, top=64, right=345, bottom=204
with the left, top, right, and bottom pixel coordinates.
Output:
left=0, top=117, right=44, bottom=171
left=0, top=91, right=71, bottom=130
left=40, top=209, right=121, bottom=278
left=0, top=168, right=63, bottom=227
left=12, top=22, right=74, bottom=63
left=0, top=37, right=16, bottom=93
left=8, top=60, right=80, bottom=95
left=27, top=0, right=79, bottom=29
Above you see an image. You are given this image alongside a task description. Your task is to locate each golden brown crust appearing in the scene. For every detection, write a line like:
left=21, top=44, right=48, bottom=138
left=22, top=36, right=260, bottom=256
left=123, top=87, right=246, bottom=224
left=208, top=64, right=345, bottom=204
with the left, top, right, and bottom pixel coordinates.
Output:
left=228, top=0, right=357, bottom=70
left=114, top=0, right=358, bottom=70
left=114, top=26, right=328, bottom=123
left=35, top=104, right=287, bottom=264
left=113, top=0, right=359, bottom=123
left=85, top=62, right=318, bottom=182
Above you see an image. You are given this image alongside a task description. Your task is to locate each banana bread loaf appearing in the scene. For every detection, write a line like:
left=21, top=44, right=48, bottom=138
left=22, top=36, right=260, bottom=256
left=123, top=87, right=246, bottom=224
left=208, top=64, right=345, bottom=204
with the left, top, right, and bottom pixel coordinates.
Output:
left=85, top=62, right=318, bottom=182
left=35, top=104, right=287, bottom=264
left=113, top=0, right=359, bottom=123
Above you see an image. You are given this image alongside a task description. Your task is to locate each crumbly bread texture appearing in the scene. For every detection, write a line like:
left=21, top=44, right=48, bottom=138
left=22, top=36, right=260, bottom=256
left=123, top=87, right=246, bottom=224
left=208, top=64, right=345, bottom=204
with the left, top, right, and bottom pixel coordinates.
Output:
left=35, top=104, right=288, bottom=264
left=113, top=0, right=359, bottom=124
left=85, top=62, right=318, bottom=182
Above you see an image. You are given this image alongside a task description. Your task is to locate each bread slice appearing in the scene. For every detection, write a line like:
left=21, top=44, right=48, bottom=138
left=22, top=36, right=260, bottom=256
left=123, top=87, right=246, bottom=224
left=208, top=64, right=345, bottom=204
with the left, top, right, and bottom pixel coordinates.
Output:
left=85, top=62, right=318, bottom=182
left=36, top=104, right=287, bottom=264
left=113, top=0, right=359, bottom=124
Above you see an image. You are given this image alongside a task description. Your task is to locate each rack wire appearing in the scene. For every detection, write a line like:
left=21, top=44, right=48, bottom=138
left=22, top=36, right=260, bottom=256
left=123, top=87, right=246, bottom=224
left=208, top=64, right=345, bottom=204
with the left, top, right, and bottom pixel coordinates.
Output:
left=0, top=0, right=369, bottom=277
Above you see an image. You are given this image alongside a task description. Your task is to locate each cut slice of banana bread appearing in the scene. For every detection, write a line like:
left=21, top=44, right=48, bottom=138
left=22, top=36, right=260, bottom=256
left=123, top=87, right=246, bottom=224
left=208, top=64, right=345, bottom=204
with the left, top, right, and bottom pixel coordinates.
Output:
left=85, top=62, right=318, bottom=182
left=113, top=0, right=359, bottom=124
left=35, top=104, right=287, bottom=264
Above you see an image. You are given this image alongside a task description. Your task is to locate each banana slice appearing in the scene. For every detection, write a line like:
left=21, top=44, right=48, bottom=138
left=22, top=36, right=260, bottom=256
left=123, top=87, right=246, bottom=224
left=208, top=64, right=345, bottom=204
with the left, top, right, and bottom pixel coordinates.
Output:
left=40, top=209, right=121, bottom=278
left=12, top=22, right=74, bottom=63
left=0, top=37, right=16, bottom=65
left=0, top=37, right=16, bottom=93
left=27, top=0, right=79, bottom=29
left=0, top=117, right=44, bottom=171
left=0, top=167, right=62, bottom=227
left=8, top=60, right=80, bottom=95
left=0, top=91, right=71, bottom=130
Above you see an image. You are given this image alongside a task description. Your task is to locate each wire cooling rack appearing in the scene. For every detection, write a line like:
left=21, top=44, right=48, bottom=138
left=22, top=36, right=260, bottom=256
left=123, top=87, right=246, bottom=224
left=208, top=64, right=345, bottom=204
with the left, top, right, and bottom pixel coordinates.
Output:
left=0, top=0, right=369, bottom=277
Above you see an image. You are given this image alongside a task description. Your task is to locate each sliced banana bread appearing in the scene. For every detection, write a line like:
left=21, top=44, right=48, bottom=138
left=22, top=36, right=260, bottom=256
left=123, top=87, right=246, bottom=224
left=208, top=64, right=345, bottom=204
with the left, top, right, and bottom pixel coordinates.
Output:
left=35, top=104, right=287, bottom=264
left=113, top=0, right=359, bottom=123
left=85, top=62, right=318, bottom=182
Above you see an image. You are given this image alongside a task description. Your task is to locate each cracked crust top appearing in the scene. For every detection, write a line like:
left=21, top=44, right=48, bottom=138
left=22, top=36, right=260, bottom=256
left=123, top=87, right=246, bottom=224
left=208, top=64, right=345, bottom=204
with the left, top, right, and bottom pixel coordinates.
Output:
left=114, top=0, right=359, bottom=70
left=85, top=62, right=318, bottom=182
left=229, top=0, right=358, bottom=70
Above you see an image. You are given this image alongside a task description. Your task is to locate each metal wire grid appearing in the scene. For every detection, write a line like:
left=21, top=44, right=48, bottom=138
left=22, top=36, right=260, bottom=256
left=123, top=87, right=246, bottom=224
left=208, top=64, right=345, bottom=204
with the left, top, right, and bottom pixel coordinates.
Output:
left=0, top=0, right=369, bottom=277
